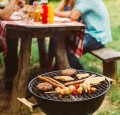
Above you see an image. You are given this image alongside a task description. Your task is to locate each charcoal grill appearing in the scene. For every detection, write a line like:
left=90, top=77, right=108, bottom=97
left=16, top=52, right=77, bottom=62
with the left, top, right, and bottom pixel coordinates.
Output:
left=28, top=70, right=110, bottom=115
left=26, top=70, right=110, bottom=115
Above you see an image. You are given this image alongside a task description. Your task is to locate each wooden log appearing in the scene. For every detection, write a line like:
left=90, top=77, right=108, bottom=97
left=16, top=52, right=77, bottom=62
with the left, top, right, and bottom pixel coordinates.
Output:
left=103, top=61, right=117, bottom=80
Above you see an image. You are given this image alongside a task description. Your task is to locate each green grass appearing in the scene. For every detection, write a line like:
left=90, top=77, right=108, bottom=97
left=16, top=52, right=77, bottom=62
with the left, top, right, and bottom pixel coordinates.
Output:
left=30, top=38, right=39, bottom=66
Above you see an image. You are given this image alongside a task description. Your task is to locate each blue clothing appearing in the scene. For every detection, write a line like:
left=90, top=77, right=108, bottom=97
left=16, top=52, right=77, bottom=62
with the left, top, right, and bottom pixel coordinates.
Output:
left=75, top=0, right=112, bottom=44
left=65, top=6, right=70, bottom=11
left=83, top=34, right=105, bottom=54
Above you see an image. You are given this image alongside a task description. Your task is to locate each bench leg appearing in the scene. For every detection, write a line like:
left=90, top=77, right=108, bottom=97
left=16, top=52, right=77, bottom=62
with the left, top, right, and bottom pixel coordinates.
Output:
left=103, top=61, right=117, bottom=79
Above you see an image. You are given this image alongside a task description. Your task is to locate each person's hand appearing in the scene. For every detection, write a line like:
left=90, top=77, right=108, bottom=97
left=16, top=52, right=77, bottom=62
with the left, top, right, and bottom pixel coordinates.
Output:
left=17, top=0, right=25, bottom=8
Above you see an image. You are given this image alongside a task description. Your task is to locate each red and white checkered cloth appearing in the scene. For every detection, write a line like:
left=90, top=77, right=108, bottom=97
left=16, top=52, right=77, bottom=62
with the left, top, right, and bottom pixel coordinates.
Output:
left=66, top=29, right=85, bottom=58
left=0, top=21, right=7, bottom=57
left=72, top=29, right=84, bottom=58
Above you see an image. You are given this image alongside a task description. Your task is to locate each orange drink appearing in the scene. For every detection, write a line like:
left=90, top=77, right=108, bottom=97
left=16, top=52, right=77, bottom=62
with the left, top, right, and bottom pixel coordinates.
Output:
left=33, top=5, right=42, bottom=22
left=33, top=9, right=38, bottom=22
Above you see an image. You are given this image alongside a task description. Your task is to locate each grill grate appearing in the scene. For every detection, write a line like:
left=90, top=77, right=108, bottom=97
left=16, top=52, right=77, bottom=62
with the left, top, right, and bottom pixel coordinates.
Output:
left=28, top=70, right=110, bottom=102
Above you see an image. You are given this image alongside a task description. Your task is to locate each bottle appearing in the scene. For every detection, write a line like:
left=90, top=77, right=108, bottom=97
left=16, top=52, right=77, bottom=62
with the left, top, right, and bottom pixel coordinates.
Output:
left=42, top=3, right=48, bottom=24
left=36, top=5, right=42, bottom=22
left=48, top=2, right=54, bottom=24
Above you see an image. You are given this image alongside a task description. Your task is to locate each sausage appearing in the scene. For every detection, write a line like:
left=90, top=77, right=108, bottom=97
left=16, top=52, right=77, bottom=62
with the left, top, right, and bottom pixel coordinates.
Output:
left=45, top=76, right=65, bottom=87
left=37, top=76, right=64, bottom=88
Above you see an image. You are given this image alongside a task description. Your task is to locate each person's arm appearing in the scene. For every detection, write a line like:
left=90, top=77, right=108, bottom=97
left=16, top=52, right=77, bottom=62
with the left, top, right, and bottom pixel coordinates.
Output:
left=70, top=8, right=81, bottom=21
left=0, top=0, right=25, bottom=20
left=54, top=8, right=81, bottom=20
left=54, top=0, right=81, bottom=19
left=55, top=0, right=69, bottom=17
left=0, top=0, right=16, bottom=20
left=55, top=10, right=71, bottom=18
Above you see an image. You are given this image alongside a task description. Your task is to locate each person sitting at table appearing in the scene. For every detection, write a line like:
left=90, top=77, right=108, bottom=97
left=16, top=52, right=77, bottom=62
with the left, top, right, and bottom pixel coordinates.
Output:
left=47, top=0, right=85, bottom=71
left=48, top=0, right=112, bottom=70
left=0, top=0, right=25, bottom=90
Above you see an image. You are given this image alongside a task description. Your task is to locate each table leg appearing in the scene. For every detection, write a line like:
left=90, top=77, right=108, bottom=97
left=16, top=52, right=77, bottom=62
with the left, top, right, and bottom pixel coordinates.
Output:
left=52, top=31, right=70, bottom=69
left=9, top=34, right=32, bottom=112
left=37, top=37, right=48, bottom=73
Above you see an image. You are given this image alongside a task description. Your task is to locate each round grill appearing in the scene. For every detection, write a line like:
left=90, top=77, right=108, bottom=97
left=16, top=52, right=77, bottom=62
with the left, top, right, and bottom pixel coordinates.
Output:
left=28, top=70, right=110, bottom=102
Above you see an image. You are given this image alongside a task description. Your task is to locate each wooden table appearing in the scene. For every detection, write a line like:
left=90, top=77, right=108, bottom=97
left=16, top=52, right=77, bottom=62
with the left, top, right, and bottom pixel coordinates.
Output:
left=4, top=21, right=85, bottom=112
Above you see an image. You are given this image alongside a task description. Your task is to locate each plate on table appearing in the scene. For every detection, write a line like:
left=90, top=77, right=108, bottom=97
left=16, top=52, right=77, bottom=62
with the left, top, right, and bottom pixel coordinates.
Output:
left=10, top=12, right=22, bottom=21
left=54, top=16, right=71, bottom=22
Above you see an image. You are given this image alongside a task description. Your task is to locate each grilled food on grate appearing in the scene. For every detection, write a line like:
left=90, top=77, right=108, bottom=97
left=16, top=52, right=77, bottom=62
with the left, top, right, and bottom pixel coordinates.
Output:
left=76, top=73, right=89, bottom=79
left=84, top=76, right=105, bottom=85
left=36, top=82, right=53, bottom=91
left=61, top=68, right=77, bottom=76
left=37, top=77, right=105, bottom=96
left=27, top=70, right=111, bottom=115
left=37, top=75, right=65, bottom=88
left=54, top=76, right=74, bottom=82
left=36, top=70, right=107, bottom=96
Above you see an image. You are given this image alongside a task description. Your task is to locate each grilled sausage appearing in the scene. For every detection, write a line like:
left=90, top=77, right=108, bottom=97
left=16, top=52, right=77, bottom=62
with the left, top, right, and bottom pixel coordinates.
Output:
left=45, top=76, right=65, bottom=87
left=37, top=76, right=65, bottom=88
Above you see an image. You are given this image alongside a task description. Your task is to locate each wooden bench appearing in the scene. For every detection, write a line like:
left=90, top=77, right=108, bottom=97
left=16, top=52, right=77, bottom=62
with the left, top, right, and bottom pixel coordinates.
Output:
left=89, top=47, right=120, bottom=79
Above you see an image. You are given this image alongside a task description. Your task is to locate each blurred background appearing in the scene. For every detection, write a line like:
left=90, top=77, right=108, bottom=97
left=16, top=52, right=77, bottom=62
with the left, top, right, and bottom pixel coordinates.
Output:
left=0, top=0, right=120, bottom=114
